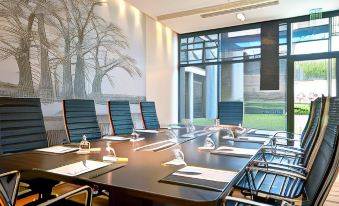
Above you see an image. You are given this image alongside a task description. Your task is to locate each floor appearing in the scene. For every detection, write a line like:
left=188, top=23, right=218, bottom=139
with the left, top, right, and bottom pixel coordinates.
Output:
left=324, top=174, right=339, bottom=206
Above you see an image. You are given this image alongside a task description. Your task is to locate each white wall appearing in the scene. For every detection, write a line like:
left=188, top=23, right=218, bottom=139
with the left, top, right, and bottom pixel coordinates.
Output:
left=145, top=17, right=178, bottom=126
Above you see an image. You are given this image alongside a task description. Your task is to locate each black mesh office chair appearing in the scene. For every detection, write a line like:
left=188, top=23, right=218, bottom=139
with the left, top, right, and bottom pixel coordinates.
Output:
left=0, top=170, right=20, bottom=206
left=233, top=102, right=339, bottom=204
left=36, top=186, right=92, bottom=206
left=140, top=101, right=160, bottom=130
left=0, top=97, right=48, bottom=154
left=218, top=101, right=243, bottom=126
left=108, top=101, right=134, bottom=135
left=255, top=96, right=325, bottom=167
left=0, top=97, right=62, bottom=201
left=225, top=124, right=339, bottom=206
left=63, top=99, right=102, bottom=142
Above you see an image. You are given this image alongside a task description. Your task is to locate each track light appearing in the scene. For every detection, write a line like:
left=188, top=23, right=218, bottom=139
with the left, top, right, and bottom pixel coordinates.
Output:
left=236, top=13, right=246, bottom=21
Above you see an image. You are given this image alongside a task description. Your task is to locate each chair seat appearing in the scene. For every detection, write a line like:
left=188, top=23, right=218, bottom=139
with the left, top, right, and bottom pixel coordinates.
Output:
left=235, top=170, right=305, bottom=198
left=254, top=152, right=302, bottom=165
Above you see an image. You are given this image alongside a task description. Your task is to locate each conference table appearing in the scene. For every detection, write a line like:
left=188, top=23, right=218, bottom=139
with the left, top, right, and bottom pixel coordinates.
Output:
left=0, top=126, right=266, bottom=206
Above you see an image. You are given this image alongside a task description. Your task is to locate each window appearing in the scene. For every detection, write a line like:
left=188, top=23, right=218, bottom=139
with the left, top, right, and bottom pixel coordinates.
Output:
left=178, top=11, right=339, bottom=131
left=291, top=18, right=330, bottom=54
left=180, top=34, right=219, bottom=65
left=331, top=16, right=339, bottom=51
left=220, top=28, right=261, bottom=61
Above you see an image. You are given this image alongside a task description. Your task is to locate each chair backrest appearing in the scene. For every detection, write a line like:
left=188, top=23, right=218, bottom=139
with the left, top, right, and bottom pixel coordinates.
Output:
left=37, top=185, right=92, bottom=206
left=301, top=97, right=323, bottom=147
left=63, top=99, right=101, bottom=142
left=108, top=101, right=134, bottom=135
left=218, top=101, right=243, bottom=125
left=301, top=96, right=325, bottom=164
left=304, top=97, right=330, bottom=169
left=302, top=98, right=339, bottom=205
left=0, top=170, right=20, bottom=206
left=0, top=97, right=48, bottom=154
left=300, top=100, right=315, bottom=140
left=140, top=101, right=160, bottom=130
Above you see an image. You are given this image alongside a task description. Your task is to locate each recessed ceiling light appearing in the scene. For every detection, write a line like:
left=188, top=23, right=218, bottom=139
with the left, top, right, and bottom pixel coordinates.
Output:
left=236, top=13, right=246, bottom=21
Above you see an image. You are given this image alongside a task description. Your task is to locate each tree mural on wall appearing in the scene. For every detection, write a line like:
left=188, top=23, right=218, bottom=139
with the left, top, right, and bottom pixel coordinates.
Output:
left=0, top=0, right=141, bottom=101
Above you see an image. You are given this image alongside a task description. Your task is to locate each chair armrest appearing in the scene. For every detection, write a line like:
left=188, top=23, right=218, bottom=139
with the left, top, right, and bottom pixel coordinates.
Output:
left=224, top=196, right=274, bottom=206
left=262, top=146, right=304, bottom=155
left=260, top=148, right=304, bottom=158
left=273, top=131, right=301, bottom=138
left=37, top=186, right=92, bottom=206
left=248, top=166, right=306, bottom=180
left=251, top=160, right=308, bottom=175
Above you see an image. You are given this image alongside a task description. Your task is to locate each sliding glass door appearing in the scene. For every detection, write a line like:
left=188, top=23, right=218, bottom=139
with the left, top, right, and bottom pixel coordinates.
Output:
left=293, top=58, right=337, bottom=133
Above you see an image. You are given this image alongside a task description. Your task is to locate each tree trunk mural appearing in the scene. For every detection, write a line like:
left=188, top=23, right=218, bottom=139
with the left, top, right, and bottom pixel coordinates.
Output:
left=16, top=40, right=34, bottom=95
left=74, top=37, right=86, bottom=98
left=16, top=13, right=35, bottom=96
left=37, top=12, right=53, bottom=99
left=0, top=0, right=143, bottom=101
left=92, top=69, right=105, bottom=95
left=62, top=38, right=73, bottom=98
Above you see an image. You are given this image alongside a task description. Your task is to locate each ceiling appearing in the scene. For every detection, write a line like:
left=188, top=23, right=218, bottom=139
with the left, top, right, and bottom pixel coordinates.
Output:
left=125, top=0, right=339, bottom=34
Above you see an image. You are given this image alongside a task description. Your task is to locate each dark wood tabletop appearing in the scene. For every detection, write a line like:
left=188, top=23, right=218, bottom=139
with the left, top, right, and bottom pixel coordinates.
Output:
left=0, top=127, right=263, bottom=206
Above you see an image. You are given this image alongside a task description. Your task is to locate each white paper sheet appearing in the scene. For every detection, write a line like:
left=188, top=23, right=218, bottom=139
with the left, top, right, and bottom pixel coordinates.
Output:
left=181, top=130, right=211, bottom=138
left=238, top=136, right=271, bottom=143
left=252, top=130, right=278, bottom=136
left=47, top=160, right=111, bottom=176
left=211, top=146, right=258, bottom=157
left=36, top=146, right=78, bottom=154
left=162, top=159, right=187, bottom=166
left=134, top=140, right=177, bottom=151
left=173, top=166, right=238, bottom=183
left=102, top=136, right=131, bottom=141
left=135, top=129, right=159, bottom=134
left=130, top=137, right=145, bottom=142
left=198, top=146, right=215, bottom=151
left=167, top=125, right=182, bottom=129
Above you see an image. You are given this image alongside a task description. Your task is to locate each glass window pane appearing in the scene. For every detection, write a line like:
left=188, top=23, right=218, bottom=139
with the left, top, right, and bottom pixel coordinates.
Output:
left=292, top=40, right=329, bottom=54
left=332, top=36, right=339, bottom=51
left=220, top=28, right=261, bottom=61
left=188, top=50, right=202, bottom=63
left=179, top=66, right=218, bottom=125
left=279, top=23, right=287, bottom=56
left=188, top=43, right=203, bottom=49
left=291, top=18, right=329, bottom=54
left=205, top=48, right=218, bottom=61
left=243, top=60, right=287, bottom=130
left=180, top=51, right=187, bottom=63
left=332, top=16, right=339, bottom=51
left=220, top=60, right=287, bottom=130
left=294, top=59, right=336, bottom=132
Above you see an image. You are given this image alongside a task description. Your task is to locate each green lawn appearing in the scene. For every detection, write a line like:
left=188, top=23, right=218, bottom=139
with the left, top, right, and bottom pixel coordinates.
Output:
left=188, top=114, right=286, bottom=130
left=243, top=114, right=286, bottom=130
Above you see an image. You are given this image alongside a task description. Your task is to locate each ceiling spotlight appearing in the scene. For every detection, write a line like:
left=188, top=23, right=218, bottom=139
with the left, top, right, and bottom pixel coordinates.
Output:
left=236, top=13, right=246, bottom=21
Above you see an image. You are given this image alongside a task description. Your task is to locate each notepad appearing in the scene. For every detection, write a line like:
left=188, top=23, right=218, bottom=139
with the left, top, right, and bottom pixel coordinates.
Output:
left=36, top=146, right=79, bottom=154
left=134, top=140, right=177, bottom=152
left=47, top=160, right=111, bottom=176
left=250, top=130, right=278, bottom=136
left=160, top=166, right=238, bottom=191
left=211, top=146, right=258, bottom=158
left=237, top=136, right=270, bottom=144
left=102, top=136, right=131, bottom=141
left=173, top=166, right=238, bottom=183
left=162, top=159, right=187, bottom=166
left=135, top=129, right=159, bottom=134
left=181, top=130, right=211, bottom=138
